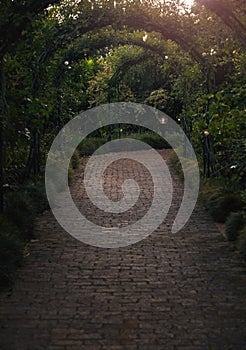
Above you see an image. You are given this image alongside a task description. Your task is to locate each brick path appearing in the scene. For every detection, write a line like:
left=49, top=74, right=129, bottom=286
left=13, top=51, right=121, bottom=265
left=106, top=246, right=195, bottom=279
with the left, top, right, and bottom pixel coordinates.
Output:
left=0, top=150, right=245, bottom=350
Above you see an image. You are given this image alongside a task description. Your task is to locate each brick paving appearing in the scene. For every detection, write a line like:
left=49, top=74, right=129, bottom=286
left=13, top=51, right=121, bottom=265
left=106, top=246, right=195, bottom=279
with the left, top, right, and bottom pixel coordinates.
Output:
left=0, top=149, right=245, bottom=350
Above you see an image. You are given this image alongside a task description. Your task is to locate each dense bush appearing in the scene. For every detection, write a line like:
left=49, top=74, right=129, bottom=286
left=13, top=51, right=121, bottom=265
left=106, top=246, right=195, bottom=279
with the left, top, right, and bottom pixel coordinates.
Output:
left=205, top=191, right=244, bottom=223
left=0, top=217, right=24, bottom=287
left=5, top=192, right=36, bottom=240
left=78, top=137, right=107, bottom=156
left=129, top=133, right=171, bottom=150
left=46, top=158, right=74, bottom=193
left=168, top=149, right=199, bottom=185
left=0, top=177, right=49, bottom=288
left=77, top=133, right=170, bottom=156
left=225, top=212, right=245, bottom=241
left=24, top=180, right=49, bottom=214
left=169, top=149, right=184, bottom=175
left=0, top=231, right=23, bottom=287
left=70, top=150, right=80, bottom=170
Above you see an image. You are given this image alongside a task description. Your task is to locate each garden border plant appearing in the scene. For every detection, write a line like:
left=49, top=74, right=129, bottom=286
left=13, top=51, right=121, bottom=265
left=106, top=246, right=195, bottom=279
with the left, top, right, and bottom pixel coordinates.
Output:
left=0, top=154, right=81, bottom=289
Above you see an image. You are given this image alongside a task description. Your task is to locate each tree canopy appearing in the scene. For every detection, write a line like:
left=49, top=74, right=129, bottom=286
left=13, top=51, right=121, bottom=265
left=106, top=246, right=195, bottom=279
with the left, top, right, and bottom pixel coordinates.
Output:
left=0, top=0, right=245, bottom=211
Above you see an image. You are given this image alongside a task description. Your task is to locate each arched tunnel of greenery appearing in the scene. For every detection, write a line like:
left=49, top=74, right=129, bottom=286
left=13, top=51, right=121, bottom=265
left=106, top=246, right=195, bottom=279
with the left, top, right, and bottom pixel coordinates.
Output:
left=0, top=0, right=245, bottom=284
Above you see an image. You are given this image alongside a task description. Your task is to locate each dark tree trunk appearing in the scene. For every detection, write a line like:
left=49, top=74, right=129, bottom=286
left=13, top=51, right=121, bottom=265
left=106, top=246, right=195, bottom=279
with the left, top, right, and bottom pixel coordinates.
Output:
left=202, top=134, right=216, bottom=178
left=24, top=129, right=40, bottom=180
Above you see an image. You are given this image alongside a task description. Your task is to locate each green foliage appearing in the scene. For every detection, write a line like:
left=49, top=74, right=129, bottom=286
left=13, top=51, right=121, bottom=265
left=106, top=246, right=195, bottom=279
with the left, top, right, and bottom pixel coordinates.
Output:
left=46, top=159, right=70, bottom=193
left=0, top=176, right=50, bottom=287
left=1, top=0, right=245, bottom=193
left=169, top=150, right=183, bottom=179
left=205, top=191, right=244, bottom=223
left=144, top=89, right=177, bottom=116
left=23, top=179, right=49, bottom=214
left=77, top=132, right=170, bottom=157
left=0, top=0, right=246, bottom=275
left=70, top=150, right=80, bottom=170
left=5, top=192, right=36, bottom=240
left=187, top=83, right=246, bottom=186
left=78, top=137, right=108, bottom=156
left=0, top=221, right=23, bottom=287
left=225, top=212, right=245, bottom=241
left=129, top=132, right=171, bottom=150
left=169, top=148, right=200, bottom=183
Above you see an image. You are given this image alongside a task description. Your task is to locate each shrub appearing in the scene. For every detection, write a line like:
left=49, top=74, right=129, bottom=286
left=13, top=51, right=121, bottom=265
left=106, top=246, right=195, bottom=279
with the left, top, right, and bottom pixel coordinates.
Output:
left=78, top=137, right=107, bottom=156
left=0, top=177, right=52, bottom=288
left=78, top=133, right=171, bottom=157
left=0, top=218, right=23, bottom=287
left=5, top=192, right=36, bottom=240
left=70, top=150, right=80, bottom=170
left=168, top=149, right=198, bottom=185
left=131, top=133, right=171, bottom=149
left=169, top=150, right=183, bottom=178
left=24, top=180, right=48, bottom=214
left=68, top=165, right=74, bottom=184
left=206, top=192, right=244, bottom=223
left=225, top=211, right=245, bottom=241
left=46, top=160, right=72, bottom=193
left=237, top=226, right=246, bottom=260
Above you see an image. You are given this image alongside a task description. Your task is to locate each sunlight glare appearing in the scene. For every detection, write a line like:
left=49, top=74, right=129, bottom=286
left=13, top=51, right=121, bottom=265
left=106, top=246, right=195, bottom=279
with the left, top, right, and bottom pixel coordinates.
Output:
left=168, top=0, right=194, bottom=9
left=184, top=0, right=194, bottom=7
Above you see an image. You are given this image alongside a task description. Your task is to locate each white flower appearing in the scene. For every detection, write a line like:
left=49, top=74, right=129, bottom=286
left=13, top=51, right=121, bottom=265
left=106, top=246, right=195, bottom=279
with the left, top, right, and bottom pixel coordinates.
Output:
left=143, top=34, right=148, bottom=42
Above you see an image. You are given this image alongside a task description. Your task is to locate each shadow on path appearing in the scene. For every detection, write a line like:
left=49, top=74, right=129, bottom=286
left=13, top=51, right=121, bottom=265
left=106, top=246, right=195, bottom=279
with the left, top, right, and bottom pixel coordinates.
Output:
left=0, top=150, right=245, bottom=350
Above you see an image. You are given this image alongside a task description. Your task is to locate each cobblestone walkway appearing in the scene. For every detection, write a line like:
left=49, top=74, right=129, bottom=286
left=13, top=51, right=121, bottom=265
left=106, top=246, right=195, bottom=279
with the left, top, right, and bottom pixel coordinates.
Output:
left=0, top=150, right=245, bottom=350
